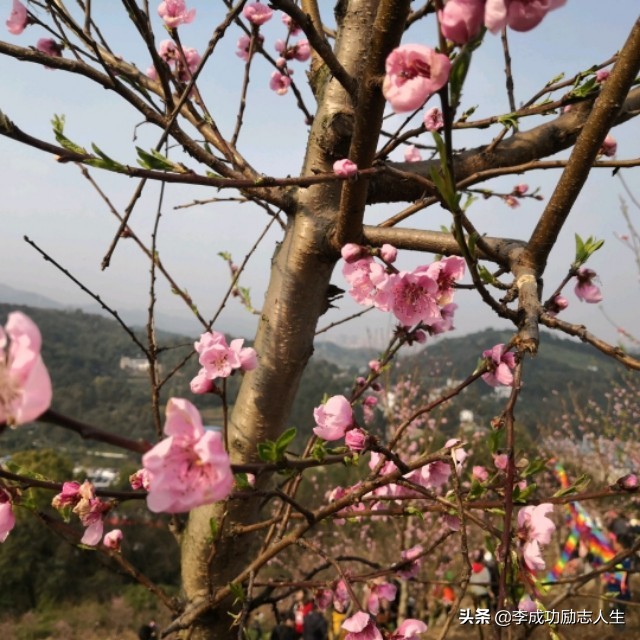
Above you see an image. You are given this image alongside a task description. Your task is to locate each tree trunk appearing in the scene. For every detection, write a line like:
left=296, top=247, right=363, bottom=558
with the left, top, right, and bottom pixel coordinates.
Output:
left=178, top=2, right=405, bottom=636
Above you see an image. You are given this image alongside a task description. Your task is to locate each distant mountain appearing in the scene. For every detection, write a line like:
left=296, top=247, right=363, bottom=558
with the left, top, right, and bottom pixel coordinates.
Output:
left=0, top=283, right=64, bottom=310
left=1, top=302, right=631, bottom=455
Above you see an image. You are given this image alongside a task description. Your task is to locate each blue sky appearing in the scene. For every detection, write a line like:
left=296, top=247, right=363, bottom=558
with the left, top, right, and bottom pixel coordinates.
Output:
left=1, top=1, right=639, bottom=349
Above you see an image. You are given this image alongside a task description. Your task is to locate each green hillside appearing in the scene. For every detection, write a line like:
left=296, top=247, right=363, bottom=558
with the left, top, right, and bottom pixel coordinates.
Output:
left=1, top=305, right=631, bottom=455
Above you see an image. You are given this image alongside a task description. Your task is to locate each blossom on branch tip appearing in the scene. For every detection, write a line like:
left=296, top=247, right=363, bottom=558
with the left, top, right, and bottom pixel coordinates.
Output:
left=386, top=269, right=440, bottom=327
left=574, top=268, right=602, bottom=303
left=546, top=294, right=568, bottom=316
left=485, top=0, right=566, bottom=33
left=380, top=244, right=398, bottom=264
left=129, top=468, right=150, bottom=491
left=103, top=529, right=123, bottom=551
left=158, top=0, right=195, bottom=28
left=6, top=0, right=28, bottom=35
left=439, top=0, right=484, bottom=44
left=383, top=45, right=451, bottom=113
left=0, top=311, right=52, bottom=427
left=142, top=398, right=233, bottom=513
left=313, top=395, right=353, bottom=441
left=243, top=2, right=273, bottom=26
left=0, top=491, right=15, bottom=543
left=481, top=343, right=516, bottom=387
left=333, top=159, right=358, bottom=178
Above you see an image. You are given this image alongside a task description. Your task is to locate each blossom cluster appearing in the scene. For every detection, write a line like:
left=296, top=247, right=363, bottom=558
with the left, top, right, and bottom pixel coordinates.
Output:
left=191, top=330, right=257, bottom=394
left=517, top=503, right=556, bottom=571
left=440, top=0, right=566, bottom=45
left=52, top=480, right=112, bottom=546
left=147, top=39, right=201, bottom=83
left=342, top=244, right=465, bottom=334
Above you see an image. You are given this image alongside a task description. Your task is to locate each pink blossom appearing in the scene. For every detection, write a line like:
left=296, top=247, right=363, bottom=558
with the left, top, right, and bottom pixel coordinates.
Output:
left=423, top=106, right=444, bottom=131
left=485, top=0, right=566, bottom=33
left=269, top=70, right=291, bottom=94
left=346, top=428, right=368, bottom=452
left=103, top=529, right=123, bottom=551
left=313, top=395, right=353, bottom=441
left=595, top=69, right=610, bottom=83
left=236, top=34, right=263, bottom=61
left=429, top=302, right=457, bottom=335
left=426, top=255, right=465, bottom=305
left=417, top=461, right=451, bottom=489
left=399, top=545, right=423, bottom=579
left=0, top=491, right=15, bottom=543
left=444, top=514, right=461, bottom=531
left=333, top=579, right=351, bottom=613
left=275, top=39, right=311, bottom=62
left=343, top=258, right=391, bottom=310
left=440, top=0, right=484, bottom=44
left=333, top=159, right=358, bottom=178
left=367, top=581, right=397, bottom=616
left=513, top=183, right=528, bottom=195
left=616, top=473, right=638, bottom=491
left=129, top=469, right=151, bottom=491
left=195, top=331, right=257, bottom=381
left=391, top=619, right=428, bottom=639
left=6, top=0, right=28, bottom=35
left=383, top=45, right=451, bottom=113
left=36, top=38, right=63, bottom=58
left=481, top=343, right=516, bottom=387
left=342, top=611, right=383, bottom=640
left=380, top=244, right=398, bottom=263
left=386, top=269, right=441, bottom=327
left=158, top=39, right=178, bottom=62
left=493, top=453, right=509, bottom=470
left=504, top=195, right=520, bottom=208
left=518, top=503, right=555, bottom=572
left=0, top=312, right=52, bottom=427
left=281, top=13, right=301, bottom=35
left=369, top=359, right=381, bottom=373
left=190, top=368, right=215, bottom=394
left=574, top=268, right=602, bottom=303
left=243, top=2, right=273, bottom=26
left=52, top=481, right=81, bottom=509
left=158, top=0, right=196, bottom=28
left=546, top=294, right=568, bottom=316
left=341, top=243, right=366, bottom=263
left=472, top=465, right=489, bottom=482
left=599, top=134, right=617, bottom=157
left=404, top=145, right=423, bottom=162
left=142, top=398, right=234, bottom=512
left=518, top=595, right=538, bottom=612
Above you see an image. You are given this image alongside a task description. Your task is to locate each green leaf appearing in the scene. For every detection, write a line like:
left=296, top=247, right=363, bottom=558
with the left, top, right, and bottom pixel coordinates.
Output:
left=51, top=114, right=87, bottom=155
left=478, top=265, right=498, bottom=285
left=569, top=76, right=598, bottom=99
left=257, top=441, right=276, bottom=463
left=87, top=143, right=126, bottom=172
left=311, top=441, right=327, bottom=462
left=136, top=146, right=178, bottom=172
left=404, top=506, right=424, bottom=520
left=522, top=458, right=549, bottom=479
left=275, top=427, right=297, bottom=458
left=228, top=582, right=245, bottom=605
left=234, top=473, right=253, bottom=490
left=497, top=113, right=519, bottom=130
left=574, top=234, right=604, bottom=267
